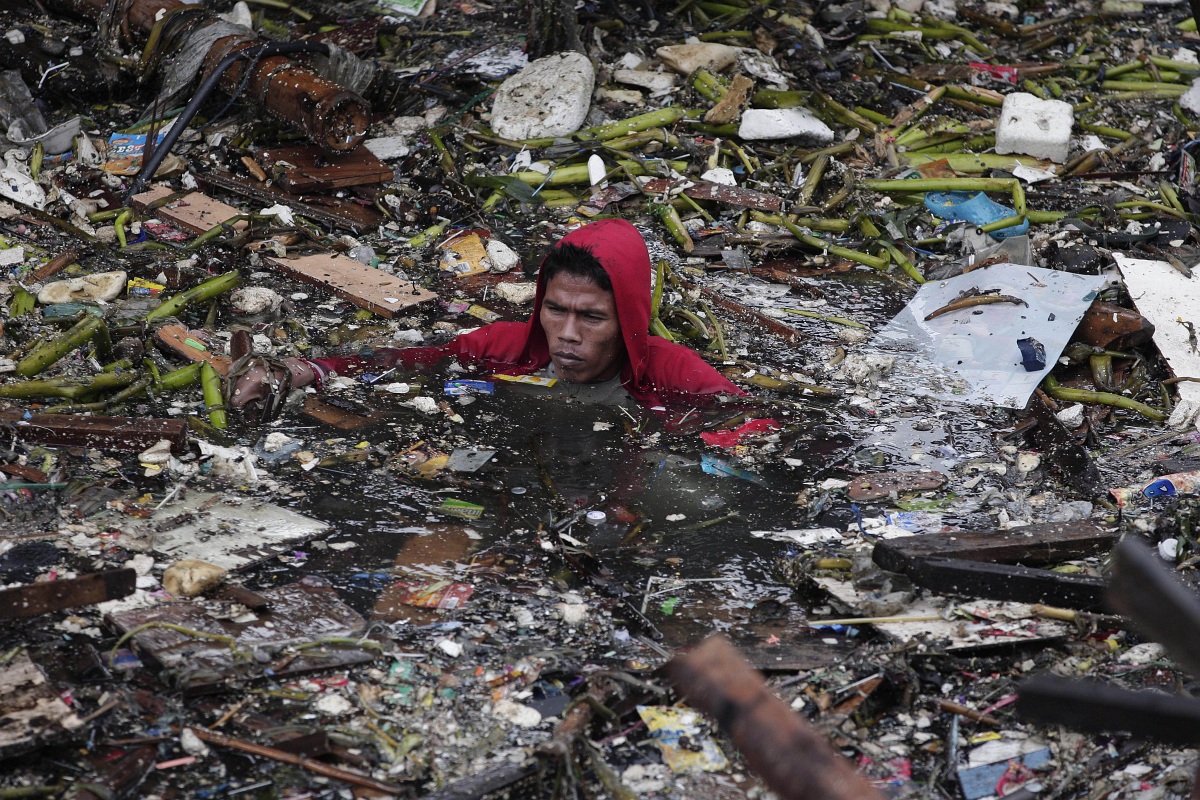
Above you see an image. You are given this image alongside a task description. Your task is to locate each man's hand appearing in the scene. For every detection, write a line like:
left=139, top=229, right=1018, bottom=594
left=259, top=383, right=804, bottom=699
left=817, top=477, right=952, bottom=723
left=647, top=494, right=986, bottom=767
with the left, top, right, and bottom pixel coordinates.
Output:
left=229, top=357, right=316, bottom=413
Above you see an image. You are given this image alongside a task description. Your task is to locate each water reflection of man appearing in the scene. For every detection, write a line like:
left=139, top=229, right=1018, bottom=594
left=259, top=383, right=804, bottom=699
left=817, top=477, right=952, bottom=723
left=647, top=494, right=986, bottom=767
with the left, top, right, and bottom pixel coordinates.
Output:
left=230, top=219, right=746, bottom=412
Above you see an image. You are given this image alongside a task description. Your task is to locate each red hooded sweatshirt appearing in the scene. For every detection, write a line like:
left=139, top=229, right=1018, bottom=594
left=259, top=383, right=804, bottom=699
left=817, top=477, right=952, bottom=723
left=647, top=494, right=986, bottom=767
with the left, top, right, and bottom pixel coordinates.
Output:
left=306, top=219, right=746, bottom=408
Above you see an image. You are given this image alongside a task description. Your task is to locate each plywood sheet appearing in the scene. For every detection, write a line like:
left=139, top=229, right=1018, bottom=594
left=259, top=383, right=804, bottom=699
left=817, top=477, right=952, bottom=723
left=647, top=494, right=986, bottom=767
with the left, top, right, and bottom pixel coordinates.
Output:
left=265, top=252, right=438, bottom=317
left=132, top=185, right=247, bottom=234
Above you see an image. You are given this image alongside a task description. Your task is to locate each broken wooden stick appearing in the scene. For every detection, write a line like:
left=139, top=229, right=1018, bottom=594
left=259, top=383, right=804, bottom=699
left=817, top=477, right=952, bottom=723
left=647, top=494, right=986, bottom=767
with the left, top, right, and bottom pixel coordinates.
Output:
left=0, top=569, right=136, bottom=619
left=187, top=728, right=410, bottom=795
left=665, top=636, right=886, bottom=800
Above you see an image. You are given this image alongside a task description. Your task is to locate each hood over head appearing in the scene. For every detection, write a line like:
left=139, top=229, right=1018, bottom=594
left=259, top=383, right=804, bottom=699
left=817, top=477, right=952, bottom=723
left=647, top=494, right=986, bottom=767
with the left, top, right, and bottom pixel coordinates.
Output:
left=521, top=218, right=653, bottom=387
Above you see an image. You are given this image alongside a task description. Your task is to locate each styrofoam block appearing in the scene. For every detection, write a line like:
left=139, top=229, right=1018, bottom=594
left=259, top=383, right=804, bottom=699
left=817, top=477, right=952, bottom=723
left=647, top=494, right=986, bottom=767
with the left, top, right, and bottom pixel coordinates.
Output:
left=738, top=108, right=834, bottom=144
left=612, top=69, right=677, bottom=93
left=995, top=92, right=1073, bottom=163
left=1181, top=77, right=1200, bottom=115
left=490, top=52, right=595, bottom=141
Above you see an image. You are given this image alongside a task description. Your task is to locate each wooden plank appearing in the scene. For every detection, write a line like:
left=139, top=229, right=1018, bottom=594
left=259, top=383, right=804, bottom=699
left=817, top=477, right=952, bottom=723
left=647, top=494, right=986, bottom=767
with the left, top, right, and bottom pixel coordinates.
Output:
left=846, top=469, right=947, bottom=502
left=196, top=170, right=384, bottom=234
left=0, top=412, right=189, bottom=453
left=258, top=144, right=394, bottom=192
left=264, top=252, right=438, bottom=317
left=153, top=324, right=232, bottom=375
left=873, top=521, right=1116, bottom=574
left=908, top=557, right=1108, bottom=610
left=1018, top=675, right=1200, bottom=747
left=640, top=178, right=784, bottom=212
left=0, top=568, right=136, bottom=618
left=131, top=185, right=247, bottom=235
left=301, top=395, right=384, bottom=430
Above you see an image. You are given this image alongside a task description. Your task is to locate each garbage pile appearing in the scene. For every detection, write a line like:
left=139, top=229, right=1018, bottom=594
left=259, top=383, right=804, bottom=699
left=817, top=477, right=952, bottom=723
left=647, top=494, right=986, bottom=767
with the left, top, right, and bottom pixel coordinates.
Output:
left=6, top=0, right=1200, bottom=796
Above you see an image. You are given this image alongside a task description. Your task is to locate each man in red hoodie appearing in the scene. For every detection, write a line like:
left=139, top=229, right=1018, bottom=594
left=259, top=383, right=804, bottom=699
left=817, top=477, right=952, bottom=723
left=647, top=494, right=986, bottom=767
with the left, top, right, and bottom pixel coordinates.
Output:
left=230, top=219, right=745, bottom=414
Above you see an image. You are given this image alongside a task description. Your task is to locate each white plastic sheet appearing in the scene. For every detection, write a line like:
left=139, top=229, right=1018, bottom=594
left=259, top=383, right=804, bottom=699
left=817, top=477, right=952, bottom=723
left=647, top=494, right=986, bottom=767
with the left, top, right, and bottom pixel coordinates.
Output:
left=869, top=263, right=1109, bottom=408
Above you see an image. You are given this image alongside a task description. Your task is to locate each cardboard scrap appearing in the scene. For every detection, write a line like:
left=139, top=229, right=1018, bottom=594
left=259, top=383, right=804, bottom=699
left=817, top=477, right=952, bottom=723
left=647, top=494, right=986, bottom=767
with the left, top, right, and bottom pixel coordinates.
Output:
left=0, top=651, right=84, bottom=758
left=143, top=492, right=330, bottom=571
left=264, top=252, right=438, bottom=317
left=105, top=578, right=372, bottom=693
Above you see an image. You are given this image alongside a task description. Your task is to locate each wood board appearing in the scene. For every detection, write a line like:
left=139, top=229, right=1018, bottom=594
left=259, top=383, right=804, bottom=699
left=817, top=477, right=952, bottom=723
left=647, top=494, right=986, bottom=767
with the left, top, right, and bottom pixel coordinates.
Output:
left=264, top=252, right=438, bottom=317
left=257, top=144, right=394, bottom=192
left=132, top=185, right=247, bottom=235
left=0, top=411, right=188, bottom=453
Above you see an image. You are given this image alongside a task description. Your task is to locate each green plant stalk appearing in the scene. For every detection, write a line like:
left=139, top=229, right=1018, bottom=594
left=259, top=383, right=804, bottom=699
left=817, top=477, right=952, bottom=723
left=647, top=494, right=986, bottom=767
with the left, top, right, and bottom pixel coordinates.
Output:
left=899, top=153, right=1050, bottom=173
left=406, top=217, right=450, bottom=248
left=815, top=93, right=878, bottom=134
left=651, top=259, right=666, bottom=319
left=1113, top=200, right=1186, bottom=220
left=1021, top=79, right=1049, bottom=99
left=185, top=214, right=260, bottom=250
left=781, top=308, right=869, bottom=328
left=29, top=142, right=43, bottom=181
left=1077, top=121, right=1133, bottom=140
left=114, top=209, right=132, bottom=248
left=700, top=301, right=727, bottom=361
left=44, top=374, right=154, bottom=413
left=1150, top=55, right=1200, bottom=73
left=750, top=212, right=850, bottom=232
left=201, top=362, right=227, bottom=429
left=603, top=129, right=678, bottom=151
left=16, top=316, right=110, bottom=377
left=862, top=177, right=1017, bottom=193
left=855, top=106, right=893, bottom=125
left=511, top=160, right=687, bottom=188
left=693, top=69, right=728, bottom=102
left=152, top=360, right=203, bottom=391
left=878, top=240, right=925, bottom=284
left=797, top=154, right=828, bottom=207
left=980, top=214, right=1027, bottom=234
left=0, top=371, right=136, bottom=400
left=145, top=270, right=241, bottom=324
left=654, top=203, right=694, bottom=253
left=944, top=85, right=1004, bottom=107
left=0, top=783, right=64, bottom=798
left=1043, top=375, right=1166, bottom=422
left=9, top=287, right=35, bottom=317
left=649, top=317, right=676, bottom=342
left=519, top=107, right=688, bottom=147
left=1100, top=81, right=1186, bottom=94
left=722, top=141, right=758, bottom=174
left=799, top=141, right=854, bottom=164
left=822, top=170, right=855, bottom=213
left=665, top=306, right=712, bottom=338
left=1160, top=181, right=1187, bottom=216
left=751, top=89, right=811, bottom=109
left=777, top=217, right=889, bottom=269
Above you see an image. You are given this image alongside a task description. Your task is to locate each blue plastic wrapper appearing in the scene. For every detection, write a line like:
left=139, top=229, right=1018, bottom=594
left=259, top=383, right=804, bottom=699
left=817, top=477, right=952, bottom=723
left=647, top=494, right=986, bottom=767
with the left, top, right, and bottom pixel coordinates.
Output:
left=444, top=380, right=495, bottom=396
left=1017, top=337, right=1045, bottom=371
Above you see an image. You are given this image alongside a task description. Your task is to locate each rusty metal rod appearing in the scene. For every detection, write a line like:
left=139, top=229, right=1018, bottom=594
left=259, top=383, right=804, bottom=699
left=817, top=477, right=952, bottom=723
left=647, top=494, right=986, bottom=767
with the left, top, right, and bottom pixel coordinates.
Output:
left=664, top=636, right=886, bottom=800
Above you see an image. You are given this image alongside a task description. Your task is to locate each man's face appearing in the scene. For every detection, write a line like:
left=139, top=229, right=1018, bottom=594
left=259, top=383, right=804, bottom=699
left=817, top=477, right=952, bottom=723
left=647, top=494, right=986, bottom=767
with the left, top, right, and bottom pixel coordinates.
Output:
left=540, top=272, right=624, bottom=384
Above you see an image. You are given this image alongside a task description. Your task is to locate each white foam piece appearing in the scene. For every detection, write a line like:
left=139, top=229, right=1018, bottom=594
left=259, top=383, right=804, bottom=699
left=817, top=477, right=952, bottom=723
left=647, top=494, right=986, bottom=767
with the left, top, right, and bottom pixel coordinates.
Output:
left=995, top=92, right=1073, bottom=163
left=738, top=107, right=834, bottom=144
left=612, top=69, right=677, bottom=92
left=490, top=52, right=595, bottom=141
left=1181, top=77, right=1200, bottom=116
